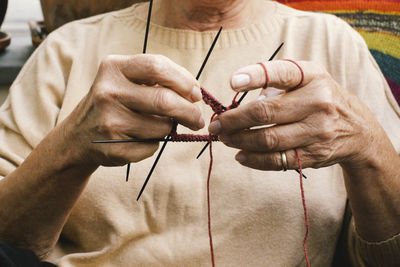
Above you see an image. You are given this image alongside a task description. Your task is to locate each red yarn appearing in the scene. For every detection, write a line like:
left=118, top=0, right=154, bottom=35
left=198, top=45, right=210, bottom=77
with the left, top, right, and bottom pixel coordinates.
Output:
left=258, top=62, right=270, bottom=89
left=171, top=72, right=310, bottom=267
left=168, top=87, right=239, bottom=143
left=296, top=149, right=311, bottom=267
left=284, top=59, right=304, bottom=90
left=200, top=86, right=240, bottom=115
left=170, top=133, right=219, bottom=142
left=207, top=113, right=218, bottom=267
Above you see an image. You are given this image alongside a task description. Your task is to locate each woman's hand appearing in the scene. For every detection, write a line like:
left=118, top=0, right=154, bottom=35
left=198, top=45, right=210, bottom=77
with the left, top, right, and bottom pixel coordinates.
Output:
left=64, top=54, right=205, bottom=167
left=208, top=60, right=390, bottom=172
left=0, top=54, right=206, bottom=254
left=208, top=60, right=400, bottom=242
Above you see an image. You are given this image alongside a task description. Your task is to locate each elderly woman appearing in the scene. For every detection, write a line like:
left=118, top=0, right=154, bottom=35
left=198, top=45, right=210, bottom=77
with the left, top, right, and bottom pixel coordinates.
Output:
left=0, top=0, right=399, bottom=266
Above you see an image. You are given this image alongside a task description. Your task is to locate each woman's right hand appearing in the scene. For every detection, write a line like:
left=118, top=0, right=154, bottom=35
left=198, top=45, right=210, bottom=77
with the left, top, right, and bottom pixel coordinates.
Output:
left=62, top=54, right=205, bottom=167
left=0, top=55, right=204, bottom=254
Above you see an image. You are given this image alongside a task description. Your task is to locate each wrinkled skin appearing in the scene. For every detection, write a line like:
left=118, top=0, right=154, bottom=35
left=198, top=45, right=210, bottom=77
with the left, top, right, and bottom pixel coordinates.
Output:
left=0, top=0, right=399, bottom=259
left=209, top=60, right=400, bottom=242
left=210, top=60, right=380, bottom=171
left=73, top=54, right=204, bottom=167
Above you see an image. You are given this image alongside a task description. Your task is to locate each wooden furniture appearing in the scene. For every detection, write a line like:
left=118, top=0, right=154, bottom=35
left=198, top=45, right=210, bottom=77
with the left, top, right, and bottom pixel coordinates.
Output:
left=40, top=0, right=146, bottom=32
left=0, top=0, right=10, bottom=52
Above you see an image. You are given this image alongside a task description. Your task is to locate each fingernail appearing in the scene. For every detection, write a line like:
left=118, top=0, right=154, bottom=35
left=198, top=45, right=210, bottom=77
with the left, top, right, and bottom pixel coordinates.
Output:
left=235, top=153, right=246, bottom=163
left=208, top=120, right=221, bottom=134
left=257, top=95, right=266, bottom=101
left=191, top=86, right=202, bottom=102
left=219, top=135, right=231, bottom=144
left=231, top=74, right=251, bottom=89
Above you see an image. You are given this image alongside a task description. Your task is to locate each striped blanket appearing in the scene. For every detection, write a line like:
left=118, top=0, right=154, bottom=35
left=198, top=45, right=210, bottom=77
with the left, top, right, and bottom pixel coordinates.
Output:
left=278, top=0, right=400, bottom=105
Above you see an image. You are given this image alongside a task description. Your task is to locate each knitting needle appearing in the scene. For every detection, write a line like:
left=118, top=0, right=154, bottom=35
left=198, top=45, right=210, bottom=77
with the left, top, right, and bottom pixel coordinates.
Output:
left=125, top=0, right=154, bottom=182
left=196, top=42, right=285, bottom=159
left=136, top=27, right=224, bottom=201
left=93, top=139, right=167, bottom=144
left=143, top=0, right=153, bottom=54
left=236, top=42, right=284, bottom=105
left=93, top=138, right=218, bottom=143
left=94, top=28, right=224, bottom=145
left=136, top=137, right=169, bottom=201
left=196, top=27, right=223, bottom=80
left=195, top=43, right=307, bottom=179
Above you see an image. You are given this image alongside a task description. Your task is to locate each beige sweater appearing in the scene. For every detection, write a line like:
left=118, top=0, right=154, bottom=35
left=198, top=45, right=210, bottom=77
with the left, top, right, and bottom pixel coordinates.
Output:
left=0, top=1, right=399, bottom=266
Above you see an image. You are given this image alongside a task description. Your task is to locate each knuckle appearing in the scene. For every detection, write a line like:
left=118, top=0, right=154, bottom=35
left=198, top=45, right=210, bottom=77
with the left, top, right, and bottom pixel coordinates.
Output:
left=306, top=142, right=335, bottom=165
left=315, top=148, right=334, bottom=163
left=277, top=62, right=298, bottom=88
left=250, top=101, right=275, bottom=124
left=100, top=55, right=119, bottom=70
left=95, top=118, right=114, bottom=136
left=254, top=65, right=267, bottom=87
left=317, top=99, right=336, bottom=116
left=312, top=89, right=336, bottom=115
left=145, top=54, right=168, bottom=76
left=271, top=153, right=282, bottom=170
left=316, top=120, right=337, bottom=141
left=263, top=129, right=279, bottom=150
left=93, top=84, right=117, bottom=105
left=153, top=90, right=176, bottom=114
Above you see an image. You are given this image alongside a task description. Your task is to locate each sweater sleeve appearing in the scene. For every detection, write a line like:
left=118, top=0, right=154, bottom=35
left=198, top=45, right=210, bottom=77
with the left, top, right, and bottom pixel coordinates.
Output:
left=348, top=218, right=400, bottom=267
left=0, top=31, right=72, bottom=177
left=347, top=52, right=400, bottom=267
left=329, top=17, right=400, bottom=267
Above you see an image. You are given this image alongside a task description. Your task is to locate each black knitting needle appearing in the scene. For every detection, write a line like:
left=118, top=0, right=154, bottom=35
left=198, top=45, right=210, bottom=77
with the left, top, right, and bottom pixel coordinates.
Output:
left=136, top=136, right=169, bottom=201
left=236, top=42, right=284, bottom=105
left=93, top=139, right=167, bottom=144
left=194, top=43, right=307, bottom=179
left=136, top=26, right=224, bottom=201
left=93, top=138, right=218, bottom=143
left=196, top=27, right=223, bottom=80
left=143, top=0, right=153, bottom=54
left=196, top=42, right=285, bottom=160
left=125, top=0, right=154, bottom=182
left=94, top=28, right=224, bottom=146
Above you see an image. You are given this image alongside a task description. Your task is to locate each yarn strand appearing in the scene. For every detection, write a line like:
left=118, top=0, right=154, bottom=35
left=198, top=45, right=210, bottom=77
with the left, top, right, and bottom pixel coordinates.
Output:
left=207, top=115, right=218, bottom=267
left=93, top=56, right=311, bottom=266
left=296, top=149, right=311, bottom=267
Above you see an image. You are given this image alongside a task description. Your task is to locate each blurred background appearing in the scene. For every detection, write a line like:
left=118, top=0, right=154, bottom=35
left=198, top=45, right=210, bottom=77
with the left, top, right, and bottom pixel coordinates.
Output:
left=0, top=0, right=42, bottom=103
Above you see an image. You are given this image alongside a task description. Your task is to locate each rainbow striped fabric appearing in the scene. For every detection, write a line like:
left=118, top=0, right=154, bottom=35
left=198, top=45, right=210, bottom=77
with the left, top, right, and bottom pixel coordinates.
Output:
left=278, top=0, right=400, bottom=105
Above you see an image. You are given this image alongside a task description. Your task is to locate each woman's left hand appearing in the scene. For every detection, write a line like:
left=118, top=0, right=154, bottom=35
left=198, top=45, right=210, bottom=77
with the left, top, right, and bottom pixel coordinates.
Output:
left=209, top=60, right=389, bottom=172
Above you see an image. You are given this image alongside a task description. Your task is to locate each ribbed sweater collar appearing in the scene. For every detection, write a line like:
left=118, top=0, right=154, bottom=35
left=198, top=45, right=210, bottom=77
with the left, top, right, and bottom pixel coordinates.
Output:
left=114, top=1, right=284, bottom=49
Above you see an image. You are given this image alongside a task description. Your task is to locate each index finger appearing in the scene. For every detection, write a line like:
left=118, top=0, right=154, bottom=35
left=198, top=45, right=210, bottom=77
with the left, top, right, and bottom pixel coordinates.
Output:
left=209, top=89, right=317, bottom=135
left=230, top=60, right=321, bottom=92
left=103, top=54, right=202, bottom=102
